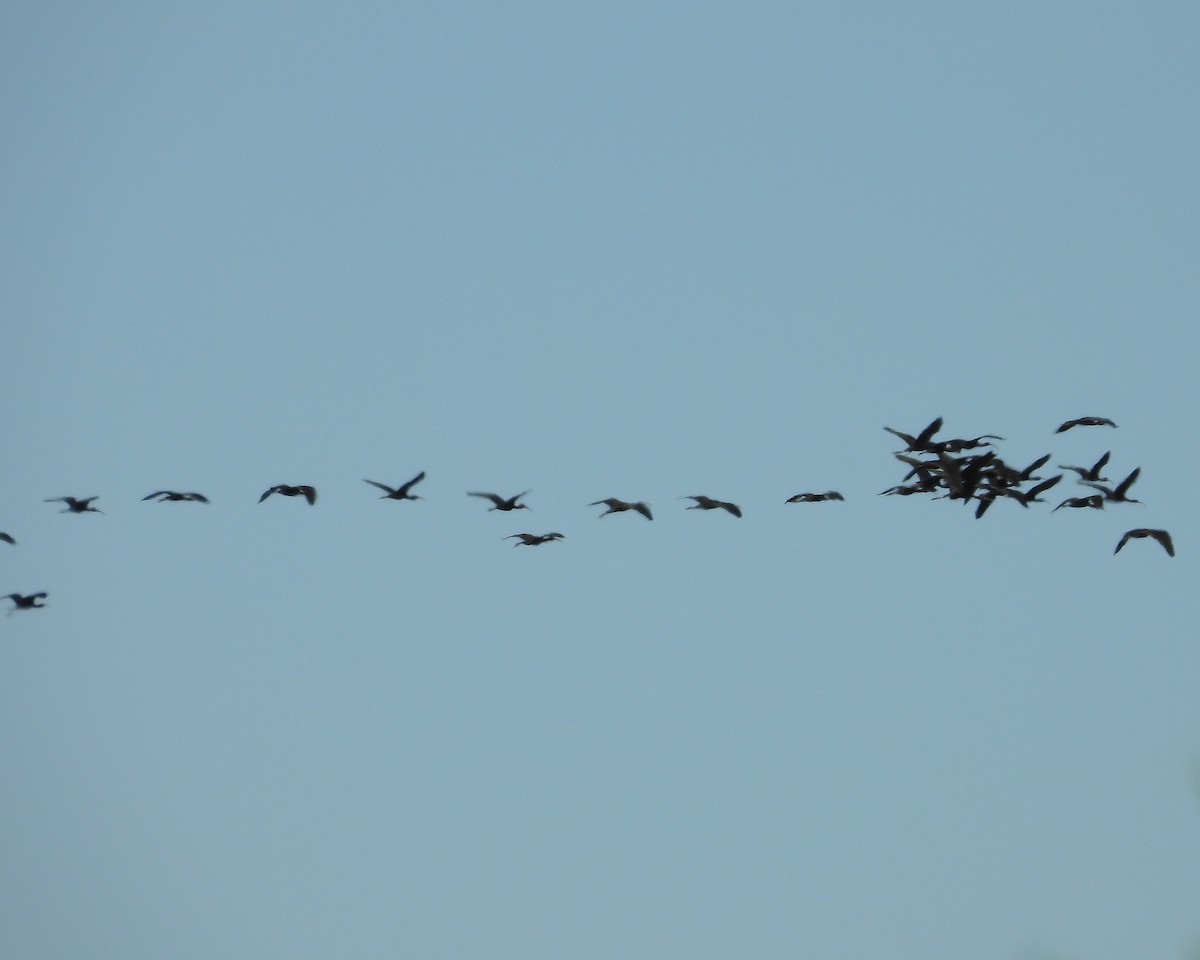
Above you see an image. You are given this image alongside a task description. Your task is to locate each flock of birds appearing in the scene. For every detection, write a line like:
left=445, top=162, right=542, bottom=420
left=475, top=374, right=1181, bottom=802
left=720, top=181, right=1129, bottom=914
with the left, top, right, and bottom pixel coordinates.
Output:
left=3, top=416, right=1176, bottom=613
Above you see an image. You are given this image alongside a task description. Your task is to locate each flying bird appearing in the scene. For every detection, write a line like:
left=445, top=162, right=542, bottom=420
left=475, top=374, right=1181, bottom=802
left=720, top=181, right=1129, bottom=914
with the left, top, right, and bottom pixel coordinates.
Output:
left=45, top=496, right=102, bottom=514
left=682, top=495, right=742, bottom=517
left=1058, top=451, right=1111, bottom=483
left=5, top=592, right=47, bottom=611
left=364, top=472, right=426, bottom=501
left=786, top=491, right=844, bottom=503
left=884, top=417, right=943, bottom=452
left=259, top=485, right=317, bottom=505
left=1052, top=495, right=1105, bottom=512
left=0, top=533, right=15, bottom=545
left=1114, top=528, right=1174, bottom=557
left=590, top=498, right=653, bottom=520
left=505, top=532, right=564, bottom=547
left=1081, top=467, right=1142, bottom=504
left=469, top=491, right=531, bottom=512
left=143, top=491, right=209, bottom=503
left=1056, top=416, right=1117, bottom=433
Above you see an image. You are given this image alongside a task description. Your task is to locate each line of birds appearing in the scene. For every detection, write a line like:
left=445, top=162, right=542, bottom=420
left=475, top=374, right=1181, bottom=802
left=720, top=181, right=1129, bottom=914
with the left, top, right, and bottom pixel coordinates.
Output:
left=3, top=416, right=1176, bottom=612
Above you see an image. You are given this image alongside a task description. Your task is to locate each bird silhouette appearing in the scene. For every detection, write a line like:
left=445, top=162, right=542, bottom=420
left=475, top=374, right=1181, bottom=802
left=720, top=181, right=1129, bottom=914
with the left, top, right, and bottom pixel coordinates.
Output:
left=590, top=498, right=653, bottom=520
left=364, top=472, right=426, bottom=501
left=1114, top=528, right=1174, bottom=557
left=884, top=417, right=943, bottom=452
left=45, top=497, right=102, bottom=514
left=1081, top=467, right=1142, bottom=504
left=682, top=495, right=742, bottom=517
left=1056, top=416, right=1117, bottom=433
left=786, top=491, right=844, bottom=503
left=5, top=592, right=47, bottom=611
left=1058, top=452, right=1111, bottom=483
left=1052, top=495, right=1105, bottom=512
left=0, top=533, right=15, bottom=545
left=143, top=491, right=209, bottom=503
left=469, top=491, right=531, bottom=512
left=259, top=485, right=317, bottom=505
left=505, top=532, right=564, bottom=546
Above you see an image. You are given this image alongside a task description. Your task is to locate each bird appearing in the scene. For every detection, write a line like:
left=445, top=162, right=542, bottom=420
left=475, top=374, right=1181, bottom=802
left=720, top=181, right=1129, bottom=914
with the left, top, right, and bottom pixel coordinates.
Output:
left=786, top=491, right=844, bottom=503
left=469, top=490, right=531, bottom=512
left=143, top=491, right=209, bottom=503
left=259, top=485, right=317, bottom=505
left=505, top=532, right=564, bottom=547
left=364, top=472, right=426, bottom=501
left=590, top=498, right=653, bottom=520
left=1114, top=528, right=1174, bottom=557
left=1056, top=416, right=1117, bottom=433
left=1058, top=451, right=1111, bottom=483
left=1052, top=495, right=1105, bottom=512
left=45, top=496, right=102, bottom=514
left=682, top=495, right=742, bottom=517
left=1001, top=473, right=1063, bottom=508
left=0, top=533, right=15, bottom=545
left=883, top=417, right=943, bottom=452
left=5, top=592, right=47, bottom=611
left=1081, top=467, right=1142, bottom=504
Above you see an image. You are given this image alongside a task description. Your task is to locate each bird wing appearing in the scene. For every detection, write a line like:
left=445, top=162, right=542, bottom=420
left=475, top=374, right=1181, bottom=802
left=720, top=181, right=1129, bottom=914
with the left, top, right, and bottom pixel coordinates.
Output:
left=722, top=502, right=742, bottom=518
left=258, top=487, right=279, bottom=502
left=470, top=492, right=504, bottom=507
left=1151, top=530, right=1175, bottom=556
left=143, top=491, right=172, bottom=500
left=0, top=533, right=15, bottom=544
left=1093, top=451, right=1112, bottom=474
left=398, top=471, right=426, bottom=494
left=634, top=503, right=653, bottom=520
left=364, top=479, right=398, bottom=495
left=915, top=416, right=944, bottom=447
left=187, top=493, right=210, bottom=503
left=298, top=486, right=317, bottom=505
left=1114, top=531, right=1134, bottom=554
left=1115, top=467, right=1140, bottom=498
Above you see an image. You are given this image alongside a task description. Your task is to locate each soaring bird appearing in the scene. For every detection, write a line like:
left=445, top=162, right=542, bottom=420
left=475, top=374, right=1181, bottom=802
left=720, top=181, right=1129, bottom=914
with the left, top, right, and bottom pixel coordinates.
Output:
left=1114, top=528, right=1174, bottom=557
left=259, top=485, right=317, bottom=505
left=884, top=417, right=943, bottom=452
left=45, top=496, right=102, bottom=514
left=1052, top=495, right=1105, bottom=512
left=1056, top=416, right=1117, bottom=433
left=683, top=495, right=742, bottom=517
left=590, top=498, right=653, bottom=520
left=0, top=533, right=15, bottom=545
left=143, top=491, right=209, bottom=503
left=1058, top=451, right=1111, bottom=483
left=364, top=472, right=426, bottom=502
left=469, top=490, right=531, bottom=512
left=5, top=592, right=47, bottom=611
left=1081, top=467, right=1142, bottom=504
left=505, top=532, right=564, bottom=547
left=786, top=491, right=844, bottom=503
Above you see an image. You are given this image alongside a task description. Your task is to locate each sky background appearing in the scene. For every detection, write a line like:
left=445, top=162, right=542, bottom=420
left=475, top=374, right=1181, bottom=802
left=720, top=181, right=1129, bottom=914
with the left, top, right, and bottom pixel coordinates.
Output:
left=2, top=2, right=1198, bottom=958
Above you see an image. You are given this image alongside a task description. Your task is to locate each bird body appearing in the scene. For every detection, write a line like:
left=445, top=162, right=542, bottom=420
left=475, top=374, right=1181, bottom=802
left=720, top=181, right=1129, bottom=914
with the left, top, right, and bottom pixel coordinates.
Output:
left=469, top=491, right=530, bottom=512
left=364, top=472, right=425, bottom=501
left=590, top=498, right=653, bottom=520
left=5, top=592, right=47, bottom=610
left=143, top=491, right=209, bottom=503
left=259, top=485, right=317, bottom=505
left=1056, top=417, right=1117, bottom=433
left=505, top=532, right=564, bottom=546
left=786, top=491, right=844, bottom=503
left=683, top=495, right=742, bottom=517
left=1115, top=528, right=1174, bottom=556
left=45, top=496, right=102, bottom=514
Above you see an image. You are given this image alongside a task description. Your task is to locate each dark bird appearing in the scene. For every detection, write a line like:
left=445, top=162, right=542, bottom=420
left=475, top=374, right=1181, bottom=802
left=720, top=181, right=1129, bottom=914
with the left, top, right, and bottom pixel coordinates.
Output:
left=1002, top=473, right=1063, bottom=508
left=1052, top=495, right=1105, bottom=512
left=590, top=498, right=653, bottom=520
left=364, top=472, right=426, bottom=502
left=5, top=592, right=47, bottom=611
left=469, top=490, right=531, bottom=512
left=505, top=532, right=564, bottom=547
left=143, top=491, right=209, bottom=503
left=786, top=491, right=844, bottom=503
left=45, top=496, right=102, bottom=514
left=1081, top=467, right=1142, bottom=504
left=683, top=495, right=742, bottom=518
left=1058, top=451, right=1111, bottom=483
left=884, top=416, right=943, bottom=452
left=1114, top=528, right=1174, bottom=557
left=1056, top=416, right=1117, bottom=433
left=259, top=485, right=317, bottom=505
left=0, top=533, right=15, bottom=545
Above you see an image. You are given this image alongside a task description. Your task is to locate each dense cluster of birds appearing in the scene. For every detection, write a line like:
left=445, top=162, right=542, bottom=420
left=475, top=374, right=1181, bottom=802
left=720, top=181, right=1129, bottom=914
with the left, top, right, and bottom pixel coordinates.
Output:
left=3, top=417, right=1176, bottom=613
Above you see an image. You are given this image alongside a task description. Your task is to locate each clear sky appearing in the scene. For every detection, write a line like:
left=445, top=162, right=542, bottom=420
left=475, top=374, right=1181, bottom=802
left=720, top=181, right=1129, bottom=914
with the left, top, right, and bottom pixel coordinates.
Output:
left=3, top=2, right=1198, bottom=958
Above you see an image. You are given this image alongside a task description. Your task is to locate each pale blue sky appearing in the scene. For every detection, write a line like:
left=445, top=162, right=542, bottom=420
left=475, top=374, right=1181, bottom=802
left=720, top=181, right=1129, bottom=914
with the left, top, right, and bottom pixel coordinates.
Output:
left=3, top=3, right=1198, bottom=958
